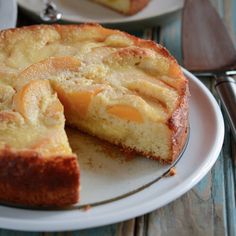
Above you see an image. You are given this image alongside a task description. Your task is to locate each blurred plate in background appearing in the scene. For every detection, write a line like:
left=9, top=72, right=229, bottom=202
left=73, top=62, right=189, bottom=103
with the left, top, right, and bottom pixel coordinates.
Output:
left=17, top=0, right=183, bottom=28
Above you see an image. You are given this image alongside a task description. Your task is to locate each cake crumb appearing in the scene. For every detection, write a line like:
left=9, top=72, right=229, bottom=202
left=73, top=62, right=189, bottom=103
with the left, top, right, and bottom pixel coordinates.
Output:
left=86, top=158, right=93, bottom=169
left=122, top=148, right=136, bottom=162
left=167, top=167, right=176, bottom=177
left=83, top=205, right=91, bottom=212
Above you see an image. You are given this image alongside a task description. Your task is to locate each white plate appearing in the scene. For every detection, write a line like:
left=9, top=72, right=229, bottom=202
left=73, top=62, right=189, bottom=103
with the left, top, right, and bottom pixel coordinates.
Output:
left=0, top=69, right=224, bottom=232
left=17, top=0, right=183, bottom=25
left=0, top=0, right=17, bottom=30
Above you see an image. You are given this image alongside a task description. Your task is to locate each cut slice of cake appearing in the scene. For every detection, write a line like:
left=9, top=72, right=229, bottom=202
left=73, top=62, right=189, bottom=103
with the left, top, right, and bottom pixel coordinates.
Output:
left=92, top=0, right=149, bottom=15
left=0, top=24, right=189, bottom=207
left=0, top=79, right=80, bottom=207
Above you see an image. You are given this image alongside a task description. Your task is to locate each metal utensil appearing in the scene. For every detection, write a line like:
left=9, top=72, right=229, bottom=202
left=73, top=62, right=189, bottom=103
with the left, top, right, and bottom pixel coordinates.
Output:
left=40, top=0, right=62, bottom=22
left=182, top=0, right=236, bottom=141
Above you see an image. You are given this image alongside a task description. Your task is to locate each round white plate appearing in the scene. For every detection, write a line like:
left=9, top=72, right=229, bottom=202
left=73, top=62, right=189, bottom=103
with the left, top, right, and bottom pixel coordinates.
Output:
left=0, top=0, right=17, bottom=30
left=0, top=69, right=224, bottom=232
left=17, top=0, right=183, bottom=25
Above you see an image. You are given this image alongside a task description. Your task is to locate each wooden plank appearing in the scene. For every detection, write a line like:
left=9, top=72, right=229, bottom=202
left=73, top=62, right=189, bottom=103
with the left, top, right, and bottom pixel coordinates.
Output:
left=44, top=217, right=133, bottom=235
left=115, top=219, right=135, bottom=236
left=134, top=216, right=148, bottom=236
left=159, top=11, right=182, bottom=64
left=0, top=224, right=118, bottom=235
left=146, top=174, right=220, bottom=236
left=0, top=229, right=40, bottom=236
left=211, top=145, right=227, bottom=236
left=44, top=232, right=71, bottom=236
left=70, top=224, right=117, bottom=236
left=213, top=1, right=236, bottom=235
left=223, top=121, right=236, bottom=236
left=43, top=223, right=121, bottom=236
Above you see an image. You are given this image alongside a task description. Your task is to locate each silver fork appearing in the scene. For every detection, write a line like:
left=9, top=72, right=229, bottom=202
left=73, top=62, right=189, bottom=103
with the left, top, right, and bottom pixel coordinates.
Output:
left=40, top=0, right=62, bottom=22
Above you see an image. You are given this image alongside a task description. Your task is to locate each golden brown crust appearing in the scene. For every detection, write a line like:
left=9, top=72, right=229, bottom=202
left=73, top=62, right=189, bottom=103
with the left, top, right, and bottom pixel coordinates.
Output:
left=0, top=23, right=178, bottom=66
left=0, top=148, right=80, bottom=207
left=168, top=86, right=189, bottom=163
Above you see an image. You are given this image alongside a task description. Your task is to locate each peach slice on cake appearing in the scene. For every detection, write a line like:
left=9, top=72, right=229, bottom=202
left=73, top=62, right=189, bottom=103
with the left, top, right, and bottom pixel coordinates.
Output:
left=15, top=56, right=81, bottom=89
left=107, top=104, right=143, bottom=123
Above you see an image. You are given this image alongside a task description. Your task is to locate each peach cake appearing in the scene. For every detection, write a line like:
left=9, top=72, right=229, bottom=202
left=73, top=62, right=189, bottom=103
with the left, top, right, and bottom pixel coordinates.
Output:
left=0, top=24, right=189, bottom=207
left=92, top=0, right=150, bottom=15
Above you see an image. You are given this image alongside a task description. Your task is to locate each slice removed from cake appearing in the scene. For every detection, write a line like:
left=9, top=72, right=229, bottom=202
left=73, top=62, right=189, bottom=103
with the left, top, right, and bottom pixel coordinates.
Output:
left=0, top=79, right=80, bottom=207
left=92, top=0, right=149, bottom=15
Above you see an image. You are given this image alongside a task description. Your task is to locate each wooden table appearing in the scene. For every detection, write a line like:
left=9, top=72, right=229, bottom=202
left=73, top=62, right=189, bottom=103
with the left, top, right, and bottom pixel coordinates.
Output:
left=0, top=0, right=235, bottom=235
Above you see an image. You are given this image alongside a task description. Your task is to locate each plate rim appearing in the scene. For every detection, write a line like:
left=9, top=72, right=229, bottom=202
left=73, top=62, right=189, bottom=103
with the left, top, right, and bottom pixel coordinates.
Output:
left=0, top=69, right=225, bottom=232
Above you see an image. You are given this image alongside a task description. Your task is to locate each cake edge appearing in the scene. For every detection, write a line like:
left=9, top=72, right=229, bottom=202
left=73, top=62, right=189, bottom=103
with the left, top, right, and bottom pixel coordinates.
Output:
left=0, top=148, right=80, bottom=207
left=168, top=88, right=189, bottom=163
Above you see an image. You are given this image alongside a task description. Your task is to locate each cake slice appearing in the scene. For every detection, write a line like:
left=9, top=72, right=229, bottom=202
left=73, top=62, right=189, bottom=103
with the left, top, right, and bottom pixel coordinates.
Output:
left=92, top=0, right=149, bottom=15
left=0, top=79, right=80, bottom=207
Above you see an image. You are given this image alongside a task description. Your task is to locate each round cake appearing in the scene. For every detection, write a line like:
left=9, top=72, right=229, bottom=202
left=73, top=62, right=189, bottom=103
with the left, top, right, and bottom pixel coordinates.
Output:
left=0, top=24, right=189, bottom=207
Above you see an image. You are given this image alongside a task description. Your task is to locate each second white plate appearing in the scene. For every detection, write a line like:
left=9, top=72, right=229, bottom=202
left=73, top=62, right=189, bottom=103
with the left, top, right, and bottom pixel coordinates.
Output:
left=17, top=0, right=183, bottom=25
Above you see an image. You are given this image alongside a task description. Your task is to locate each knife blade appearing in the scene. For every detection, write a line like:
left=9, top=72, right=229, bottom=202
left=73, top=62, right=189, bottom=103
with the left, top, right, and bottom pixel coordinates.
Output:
left=182, top=0, right=236, bottom=141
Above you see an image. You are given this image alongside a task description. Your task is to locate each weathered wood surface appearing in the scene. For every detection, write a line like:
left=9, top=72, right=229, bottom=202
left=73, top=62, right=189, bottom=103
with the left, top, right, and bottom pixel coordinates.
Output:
left=0, top=0, right=235, bottom=235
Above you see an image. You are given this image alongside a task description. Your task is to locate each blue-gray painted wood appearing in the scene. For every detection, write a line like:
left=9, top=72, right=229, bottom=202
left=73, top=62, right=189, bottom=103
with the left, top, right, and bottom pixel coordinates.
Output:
left=159, top=11, right=182, bottom=64
left=223, top=122, right=236, bottom=236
